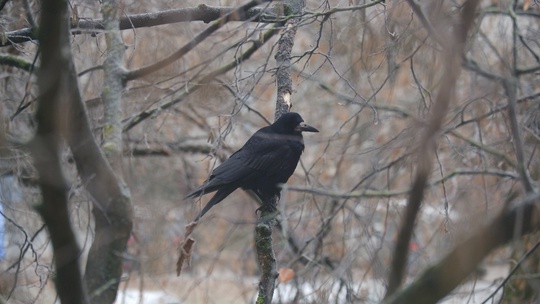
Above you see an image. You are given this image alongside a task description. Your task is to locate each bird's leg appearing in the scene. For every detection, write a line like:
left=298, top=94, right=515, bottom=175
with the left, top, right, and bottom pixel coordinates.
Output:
left=255, top=196, right=279, bottom=226
left=251, top=190, right=279, bottom=215
left=255, top=204, right=278, bottom=215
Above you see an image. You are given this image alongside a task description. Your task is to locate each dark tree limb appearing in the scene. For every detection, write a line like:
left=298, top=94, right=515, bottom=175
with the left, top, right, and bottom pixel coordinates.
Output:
left=100, top=0, right=126, bottom=166
left=82, top=1, right=133, bottom=303
left=255, top=201, right=279, bottom=304
left=274, top=4, right=301, bottom=117
left=16, top=1, right=134, bottom=304
left=31, top=0, right=87, bottom=302
left=0, top=54, right=35, bottom=71
left=64, top=30, right=132, bottom=304
left=254, top=1, right=305, bottom=303
left=128, top=142, right=218, bottom=157
left=503, top=5, right=535, bottom=193
left=96, top=4, right=276, bottom=29
left=124, top=0, right=273, bottom=80
left=383, top=193, right=540, bottom=304
left=1, top=4, right=276, bottom=47
left=74, top=67, right=133, bottom=304
left=385, top=0, right=480, bottom=297
left=0, top=0, right=9, bottom=12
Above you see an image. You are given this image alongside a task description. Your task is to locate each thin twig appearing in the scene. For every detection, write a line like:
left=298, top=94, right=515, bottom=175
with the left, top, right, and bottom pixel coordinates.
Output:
left=481, top=237, right=540, bottom=304
left=383, top=192, right=540, bottom=304
left=1, top=4, right=276, bottom=47
left=124, top=26, right=279, bottom=131
left=124, top=0, right=272, bottom=80
left=385, top=0, right=480, bottom=297
left=283, top=168, right=519, bottom=199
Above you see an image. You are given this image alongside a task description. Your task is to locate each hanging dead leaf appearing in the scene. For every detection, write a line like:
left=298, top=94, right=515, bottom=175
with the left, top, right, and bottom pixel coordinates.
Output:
left=176, top=237, right=195, bottom=276
left=176, top=221, right=198, bottom=276
left=278, top=267, right=295, bottom=283
left=524, top=0, right=531, bottom=10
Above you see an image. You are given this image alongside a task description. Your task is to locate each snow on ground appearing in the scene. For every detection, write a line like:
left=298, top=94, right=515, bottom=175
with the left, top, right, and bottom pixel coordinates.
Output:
left=115, top=263, right=506, bottom=303
left=116, top=289, right=181, bottom=304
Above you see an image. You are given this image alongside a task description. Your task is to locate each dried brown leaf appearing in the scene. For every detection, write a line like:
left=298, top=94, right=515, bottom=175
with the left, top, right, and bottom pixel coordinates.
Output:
left=278, top=267, right=295, bottom=283
left=176, top=221, right=198, bottom=276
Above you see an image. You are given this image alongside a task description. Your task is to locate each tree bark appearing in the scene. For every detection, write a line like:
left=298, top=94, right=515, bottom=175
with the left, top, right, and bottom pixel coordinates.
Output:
left=383, top=193, right=540, bottom=304
left=1, top=4, right=278, bottom=47
left=255, top=1, right=305, bottom=303
left=255, top=200, right=279, bottom=304
left=385, top=0, right=480, bottom=296
left=32, top=0, right=87, bottom=302
left=274, top=0, right=304, bottom=117
left=82, top=1, right=134, bottom=303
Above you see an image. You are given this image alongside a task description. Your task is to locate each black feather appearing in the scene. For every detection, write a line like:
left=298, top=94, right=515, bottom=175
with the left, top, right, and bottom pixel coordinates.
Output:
left=185, top=112, right=318, bottom=221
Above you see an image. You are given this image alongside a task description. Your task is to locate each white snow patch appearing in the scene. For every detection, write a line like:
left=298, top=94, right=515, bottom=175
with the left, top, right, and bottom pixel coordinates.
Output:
left=116, top=289, right=181, bottom=304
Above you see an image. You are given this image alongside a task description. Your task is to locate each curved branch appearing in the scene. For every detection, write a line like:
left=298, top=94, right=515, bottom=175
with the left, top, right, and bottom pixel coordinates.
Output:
left=31, top=0, right=87, bottom=302
left=82, top=1, right=133, bottom=303
left=123, top=26, right=279, bottom=131
left=1, top=3, right=276, bottom=47
left=383, top=192, right=540, bottom=304
left=124, top=0, right=273, bottom=80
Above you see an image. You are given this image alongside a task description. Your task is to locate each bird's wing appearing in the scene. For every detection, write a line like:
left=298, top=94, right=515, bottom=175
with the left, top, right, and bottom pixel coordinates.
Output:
left=185, top=130, right=302, bottom=198
left=212, top=133, right=301, bottom=181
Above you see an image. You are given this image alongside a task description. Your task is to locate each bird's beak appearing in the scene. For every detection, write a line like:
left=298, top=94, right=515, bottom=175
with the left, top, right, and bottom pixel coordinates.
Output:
left=296, top=122, right=319, bottom=133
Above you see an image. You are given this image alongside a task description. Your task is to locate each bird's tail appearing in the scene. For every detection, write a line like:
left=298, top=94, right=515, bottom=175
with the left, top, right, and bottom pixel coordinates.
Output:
left=184, top=186, right=205, bottom=199
left=194, top=187, right=236, bottom=221
left=184, top=182, right=222, bottom=199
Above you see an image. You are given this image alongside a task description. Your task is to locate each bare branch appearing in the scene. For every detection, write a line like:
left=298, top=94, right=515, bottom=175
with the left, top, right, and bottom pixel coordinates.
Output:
left=82, top=1, right=133, bottom=303
left=0, top=0, right=9, bottom=12
left=504, top=5, right=535, bottom=193
left=1, top=4, right=276, bottom=47
left=21, top=0, right=36, bottom=29
left=482, top=238, right=540, bottom=303
left=502, top=79, right=534, bottom=192
left=0, top=54, right=35, bottom=72
left=255, top=1, right=306, bottom=303
left=124, top=26, right=279, bottom=131
left=274, top=17, right=299, bottom=116
left=124, top=0, right=273, bottom=80
left=448, top=130, right=519, bottom=169
left=383, top=193, right=540, bottom=304
left=385, top=0, right=480, bottom=297
left=255, top=206, right=279, bottom=304
left=127, top=142, right=219, bottom=157
left=283, top=168, right=520, bottom=199
left=31, top=0, right=87, bottom=301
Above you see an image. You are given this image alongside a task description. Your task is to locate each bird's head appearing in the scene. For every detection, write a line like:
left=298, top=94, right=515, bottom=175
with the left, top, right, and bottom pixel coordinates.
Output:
left=272, top=112, right=319, bottom=134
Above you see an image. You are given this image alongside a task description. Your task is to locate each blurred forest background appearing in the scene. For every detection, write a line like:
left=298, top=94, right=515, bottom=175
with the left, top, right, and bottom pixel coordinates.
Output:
left=0, top=0, right=540, bottom=303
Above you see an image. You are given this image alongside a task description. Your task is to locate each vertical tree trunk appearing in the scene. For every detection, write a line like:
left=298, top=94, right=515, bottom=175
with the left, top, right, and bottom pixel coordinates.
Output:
left=274, top=0, right=304, bottom=117
left=255, top=198, right=279, bottom=304
left=255, top=1, right=305, bottom=303
left=32, top=0, right=87, bottom=303
left=82, top=1, right=133, bottom=302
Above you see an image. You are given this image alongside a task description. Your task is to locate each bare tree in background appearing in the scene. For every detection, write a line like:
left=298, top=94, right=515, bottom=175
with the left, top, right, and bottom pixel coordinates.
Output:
left=0, top=0, right=540, bottom=303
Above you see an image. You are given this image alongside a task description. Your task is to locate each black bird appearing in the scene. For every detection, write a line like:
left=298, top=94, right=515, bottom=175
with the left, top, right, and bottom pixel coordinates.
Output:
left=185, top=112, right=319, bottom=221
